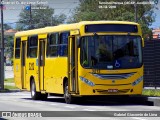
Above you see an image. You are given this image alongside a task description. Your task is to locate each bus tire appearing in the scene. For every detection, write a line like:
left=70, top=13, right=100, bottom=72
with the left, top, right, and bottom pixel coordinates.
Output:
left=31, top=80, right=41, bottom=100
left=64, top=82, right=74, bottom=104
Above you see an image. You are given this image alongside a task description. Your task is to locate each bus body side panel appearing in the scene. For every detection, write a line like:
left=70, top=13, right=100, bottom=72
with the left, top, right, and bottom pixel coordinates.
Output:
left=45, top=57, right=67, bottom=94
left=25, top=58, right=40, bottom=91
left=44, top=58, right=56, bottom=93
left=14, top=59, right=22, bottom=89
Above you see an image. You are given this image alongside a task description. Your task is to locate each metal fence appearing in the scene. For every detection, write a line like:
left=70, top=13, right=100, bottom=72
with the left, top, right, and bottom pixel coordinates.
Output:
left=143, top=39, right=160, bottom=88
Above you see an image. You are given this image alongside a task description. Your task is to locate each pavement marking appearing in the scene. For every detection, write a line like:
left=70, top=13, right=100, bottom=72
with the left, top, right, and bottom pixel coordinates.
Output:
left=34, top=101, right=44, bottom=104
left=50, top=103, right=57, bottom=106
left=0, top=99, right=8, bottom=101
left=83, top=109, right=95, bottom=111
left=22, top=100, right=31, bottom=103
left=1, top=92, right=29, bottom=96
left=65, top=106, right=76, bottom=109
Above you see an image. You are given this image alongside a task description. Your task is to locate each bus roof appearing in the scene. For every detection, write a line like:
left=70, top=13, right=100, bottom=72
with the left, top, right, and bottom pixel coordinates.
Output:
left=15, top=21, right=139, bottom=37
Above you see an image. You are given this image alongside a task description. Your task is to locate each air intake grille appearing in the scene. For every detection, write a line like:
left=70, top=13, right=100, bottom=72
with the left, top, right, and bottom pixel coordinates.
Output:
left=92, top=73, right=135, bottom=80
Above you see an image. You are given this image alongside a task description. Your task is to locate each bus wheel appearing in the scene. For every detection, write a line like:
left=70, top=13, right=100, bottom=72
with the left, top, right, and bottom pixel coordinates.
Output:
left=64, top=82, right=74, bottom=104
left=31, top=80, right=41, bottom=100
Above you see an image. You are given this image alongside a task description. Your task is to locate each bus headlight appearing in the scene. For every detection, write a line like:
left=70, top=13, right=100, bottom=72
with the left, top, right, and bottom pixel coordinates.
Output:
left=79, top=76, right=95, bottom=86
left=132, top=76, right=143, bottom=86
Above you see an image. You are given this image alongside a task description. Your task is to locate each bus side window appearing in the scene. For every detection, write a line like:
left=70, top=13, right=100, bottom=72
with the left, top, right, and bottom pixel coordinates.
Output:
left=47, top=33, right=59, bottom=57
left=59, top=32, right=70, bottom=56
left=28, top=35, right=38, bottom=58
left=15, top=38, right=21, bottom=59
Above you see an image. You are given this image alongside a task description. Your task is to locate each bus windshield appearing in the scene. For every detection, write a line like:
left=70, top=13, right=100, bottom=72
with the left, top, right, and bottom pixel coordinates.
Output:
left=80, top=35, right=142, bottom=69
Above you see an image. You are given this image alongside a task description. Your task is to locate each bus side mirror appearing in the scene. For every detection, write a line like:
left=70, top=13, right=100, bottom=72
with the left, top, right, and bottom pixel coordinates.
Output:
left=142, top=38, right=144, bottom=47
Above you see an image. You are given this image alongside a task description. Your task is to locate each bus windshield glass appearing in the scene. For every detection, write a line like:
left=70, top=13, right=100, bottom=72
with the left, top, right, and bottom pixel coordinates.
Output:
left=80, top=35, right=142, bottom=69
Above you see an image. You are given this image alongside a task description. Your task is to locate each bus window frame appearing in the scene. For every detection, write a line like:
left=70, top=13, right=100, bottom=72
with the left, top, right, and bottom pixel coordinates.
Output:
left=27, top=35, right=38, bottom=58
left=46, top=32, right=59, bottom=57
left=59, top=31, right=70, bottom=57
left=15, top=37, right=21, bottom=59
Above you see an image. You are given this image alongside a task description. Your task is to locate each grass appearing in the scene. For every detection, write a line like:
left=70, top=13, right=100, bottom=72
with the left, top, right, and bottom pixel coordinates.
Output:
left=2, top=78, right=19, bottom=91
left=4, top=85, right=18, bottom=90
left=142, top=89, right=160, bottom=96
left=4, top=78, right=14, bottom=83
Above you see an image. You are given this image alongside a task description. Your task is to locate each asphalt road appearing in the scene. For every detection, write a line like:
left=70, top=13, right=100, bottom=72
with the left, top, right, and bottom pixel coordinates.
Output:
left=0, top=91, right=160, bottom=120
left=1, top=66, right=160, bottom=120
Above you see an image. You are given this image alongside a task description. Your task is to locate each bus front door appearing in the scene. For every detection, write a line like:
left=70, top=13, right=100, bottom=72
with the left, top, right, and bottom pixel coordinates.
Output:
left=68, top=36, right=79, bottom=94
left=38, top=40, right=46, bottom=91
left=21, top=41, right=27, bottom=89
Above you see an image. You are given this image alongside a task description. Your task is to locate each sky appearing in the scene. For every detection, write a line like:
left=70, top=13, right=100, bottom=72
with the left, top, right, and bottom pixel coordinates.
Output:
left=1, top=0, right=160, bottom=29
left=2, top=0, right=79, bottom=27
left=151, top=1, right=160, bottom=28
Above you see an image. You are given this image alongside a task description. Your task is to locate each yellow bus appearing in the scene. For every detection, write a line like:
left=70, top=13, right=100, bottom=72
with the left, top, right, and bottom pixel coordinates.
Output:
left=14, top=21, right=144, bottom=103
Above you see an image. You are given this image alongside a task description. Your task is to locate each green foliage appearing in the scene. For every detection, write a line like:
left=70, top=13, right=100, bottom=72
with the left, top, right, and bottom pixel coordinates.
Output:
left=52, top=14, right=67, bottom=26
left=4, top=85, right=18, bottom=90
left=4, top=79, right=17, bottom=90
left=4, top=24, right=12, bottom=30
left=0, top=23, right=14, bottom=58
left=16, top=4, right=66, bottom=30
left=69, top=0, right=158, bottom=39
left=4, top=35, right=14, bottom=58
left=5, top=78, right=14, bottom=83
left=142, top=89, right=160, bottom=96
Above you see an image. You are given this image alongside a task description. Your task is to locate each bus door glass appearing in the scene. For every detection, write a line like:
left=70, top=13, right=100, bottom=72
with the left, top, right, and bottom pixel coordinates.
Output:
left=21, top=41, right=27, bottom=89
left=68, top=36, right=78, bottom=93
left=39, top=40, right=46, bottom=91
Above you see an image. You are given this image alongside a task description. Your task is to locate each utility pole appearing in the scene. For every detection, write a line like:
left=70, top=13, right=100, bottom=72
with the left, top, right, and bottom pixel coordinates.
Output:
left=29, top=4, right=32, bottom=29
left=134, top=0, right=137, bottom=22
left=0, top=0, right=4, bottom=90
left=51, top=16, right=53, bottom=26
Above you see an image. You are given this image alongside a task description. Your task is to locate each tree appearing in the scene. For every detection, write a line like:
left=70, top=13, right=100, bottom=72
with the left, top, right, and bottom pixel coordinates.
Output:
left=52, top=14, right=67, bottom=26
left=0, top=24, right=13, bottom=59
left=69, top=0, right=158, bottom=39
left=0, top=23, right=12, bottom=30
left=4, top=24, right=12, bottom=30
left=4, top=35, right=14, bottom=58
left=16, top=4, right=66, bottom=30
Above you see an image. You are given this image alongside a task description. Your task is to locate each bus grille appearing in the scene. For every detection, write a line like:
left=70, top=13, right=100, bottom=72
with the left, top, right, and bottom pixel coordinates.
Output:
left=92, top=73, right=135, bottom=80
left=95, top=89, right=130, bottom=94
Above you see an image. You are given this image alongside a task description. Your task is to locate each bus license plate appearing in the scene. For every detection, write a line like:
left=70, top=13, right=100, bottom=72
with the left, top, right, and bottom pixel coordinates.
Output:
left=108, top=89, right=118, bottom=93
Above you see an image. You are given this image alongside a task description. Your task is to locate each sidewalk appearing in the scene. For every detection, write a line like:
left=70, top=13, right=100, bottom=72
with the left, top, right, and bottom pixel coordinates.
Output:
left=5, top=66, right=13, bottom=71
left=4, top=66, right=15, bottom=87
left=5, top=66, right=14, bottom=79
left=4, top=83, right=15, bottom=86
